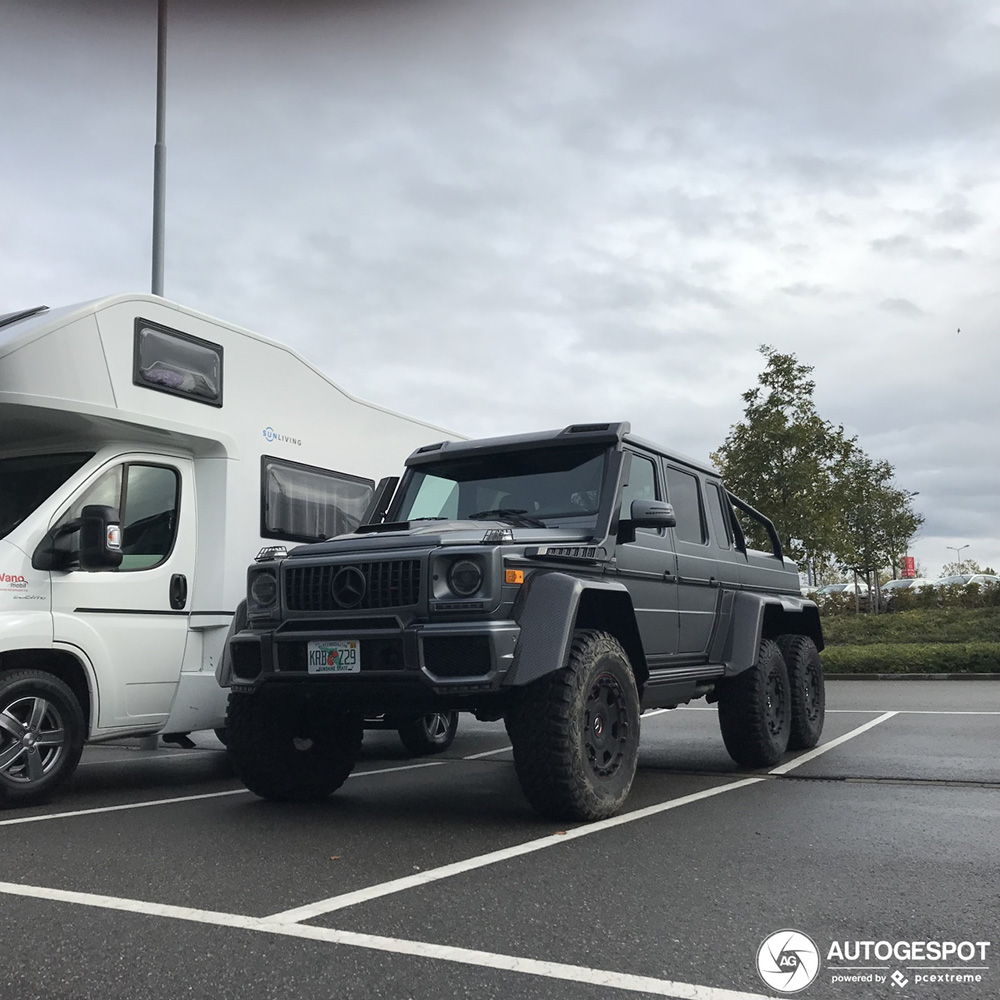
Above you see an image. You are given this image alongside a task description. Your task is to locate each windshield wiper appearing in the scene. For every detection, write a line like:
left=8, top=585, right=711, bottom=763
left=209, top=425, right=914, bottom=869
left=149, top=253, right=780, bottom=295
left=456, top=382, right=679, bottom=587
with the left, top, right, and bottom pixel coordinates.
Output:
left=465, top=508, right=547, bottom=528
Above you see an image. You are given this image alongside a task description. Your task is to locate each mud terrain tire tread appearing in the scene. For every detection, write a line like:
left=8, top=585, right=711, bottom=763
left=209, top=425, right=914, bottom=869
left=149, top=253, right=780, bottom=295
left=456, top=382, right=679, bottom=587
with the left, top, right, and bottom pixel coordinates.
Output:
left=717, top=638, right=791, bottom=768
left=777, top=634, right=825, bottom=750
left=226, top=691, right=362, bottom=801
left=506, top=629, right=640, bottom=822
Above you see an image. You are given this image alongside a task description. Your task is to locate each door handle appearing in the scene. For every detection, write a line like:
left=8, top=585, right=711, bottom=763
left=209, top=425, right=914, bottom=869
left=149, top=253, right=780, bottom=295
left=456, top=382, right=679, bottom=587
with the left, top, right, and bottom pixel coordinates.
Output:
left=170, top=573, right=188, bottom=610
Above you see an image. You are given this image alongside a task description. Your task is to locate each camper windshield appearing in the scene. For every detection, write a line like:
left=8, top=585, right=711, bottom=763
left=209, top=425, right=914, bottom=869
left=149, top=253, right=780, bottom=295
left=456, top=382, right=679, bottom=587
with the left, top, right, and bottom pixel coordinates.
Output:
left=397, top=445, right=607, bottom=527
left=0, top=452, right=93, bottom=539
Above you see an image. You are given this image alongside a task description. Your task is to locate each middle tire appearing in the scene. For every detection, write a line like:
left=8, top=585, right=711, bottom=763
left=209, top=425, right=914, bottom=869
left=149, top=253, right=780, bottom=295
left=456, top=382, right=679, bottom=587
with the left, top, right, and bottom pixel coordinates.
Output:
left=717, top=638, right=791, bottom=767
left=507, top=629, right=640, bottom=822
left=225, top=691, right=363, bottom=801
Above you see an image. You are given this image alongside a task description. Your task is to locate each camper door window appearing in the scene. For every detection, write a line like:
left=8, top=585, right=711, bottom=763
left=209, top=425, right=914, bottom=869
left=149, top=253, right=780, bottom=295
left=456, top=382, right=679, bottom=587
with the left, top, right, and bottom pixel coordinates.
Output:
left=133, top=319, right=223, bottom=406
left=56, top=464, right=180, bottom=570
left=261, top=457, right=374, bottom=543
left=0, top=452, right=93, bottom=539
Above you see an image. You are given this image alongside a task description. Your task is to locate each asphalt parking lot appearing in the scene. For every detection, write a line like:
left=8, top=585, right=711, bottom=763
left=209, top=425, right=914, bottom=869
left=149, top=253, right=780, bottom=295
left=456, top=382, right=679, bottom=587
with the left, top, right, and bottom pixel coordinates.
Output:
left=1, top=680, right=998, bottom=1000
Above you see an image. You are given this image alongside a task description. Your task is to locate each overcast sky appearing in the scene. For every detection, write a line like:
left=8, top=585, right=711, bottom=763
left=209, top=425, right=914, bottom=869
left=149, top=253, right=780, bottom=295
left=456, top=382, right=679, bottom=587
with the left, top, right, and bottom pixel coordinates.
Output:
left=2, top=0, right=998, bottom=578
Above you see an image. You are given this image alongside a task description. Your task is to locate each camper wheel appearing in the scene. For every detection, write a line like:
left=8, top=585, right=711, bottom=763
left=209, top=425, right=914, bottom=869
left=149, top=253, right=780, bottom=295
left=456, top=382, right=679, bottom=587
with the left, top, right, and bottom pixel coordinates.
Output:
left=0, top=669, right=86, bottom=805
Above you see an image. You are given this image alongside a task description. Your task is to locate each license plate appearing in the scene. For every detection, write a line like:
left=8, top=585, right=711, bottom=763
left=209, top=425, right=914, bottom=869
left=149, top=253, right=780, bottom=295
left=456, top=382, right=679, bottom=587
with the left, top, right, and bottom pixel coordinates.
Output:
left=307, top=640, right=360, bottom=674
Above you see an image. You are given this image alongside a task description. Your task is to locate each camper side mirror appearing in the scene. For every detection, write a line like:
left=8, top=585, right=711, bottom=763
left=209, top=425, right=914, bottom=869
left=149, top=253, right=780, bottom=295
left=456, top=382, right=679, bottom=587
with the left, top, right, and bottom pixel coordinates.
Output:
left=78, top=505, right=124, bottom=570
left=32, top=505, right=123, bottom=572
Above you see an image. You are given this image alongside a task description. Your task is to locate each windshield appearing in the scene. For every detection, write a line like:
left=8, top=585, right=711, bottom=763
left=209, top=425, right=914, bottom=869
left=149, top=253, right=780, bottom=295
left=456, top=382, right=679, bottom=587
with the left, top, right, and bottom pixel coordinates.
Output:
left=397, top=445, right=608, bottom=527
left=0, top=453, right=94, bottom=539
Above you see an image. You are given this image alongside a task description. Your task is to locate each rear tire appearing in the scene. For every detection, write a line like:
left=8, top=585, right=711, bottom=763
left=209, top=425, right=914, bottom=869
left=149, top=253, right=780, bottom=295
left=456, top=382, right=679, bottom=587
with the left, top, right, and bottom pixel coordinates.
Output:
left=0, top=669, right=86, bottom=806
left=226, top=691, right=362, bottom=801
left=717, top=639, right=791, bottom=767
left=397, top=711, right=458, bottom=755
left=777, top=635, right=825, bottom=750
left=506, top=629, right=640, bottom=822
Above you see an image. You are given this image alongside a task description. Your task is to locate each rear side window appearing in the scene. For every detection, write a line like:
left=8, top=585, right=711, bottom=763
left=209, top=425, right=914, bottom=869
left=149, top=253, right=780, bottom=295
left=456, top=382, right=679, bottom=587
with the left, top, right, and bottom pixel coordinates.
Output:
left=133, top=318, right=223, bottom=406
left=262, top=457, right=374, bottom=543
left=707, top=481, right=734, bottom=548
left=665, top=466, right=707, bottom=544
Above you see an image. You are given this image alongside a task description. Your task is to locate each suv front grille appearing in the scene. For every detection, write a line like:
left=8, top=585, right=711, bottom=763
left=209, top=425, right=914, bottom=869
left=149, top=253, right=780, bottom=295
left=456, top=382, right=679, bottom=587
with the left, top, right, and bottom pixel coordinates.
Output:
left=284, top=560, right=422, bottom=612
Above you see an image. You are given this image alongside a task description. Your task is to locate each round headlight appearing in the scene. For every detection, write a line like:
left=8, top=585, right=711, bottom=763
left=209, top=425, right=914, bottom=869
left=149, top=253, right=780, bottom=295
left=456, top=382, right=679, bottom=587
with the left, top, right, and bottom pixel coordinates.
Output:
left=448, top=559, right=483, bottom=597
left=250, top=571, right=278, bottom=608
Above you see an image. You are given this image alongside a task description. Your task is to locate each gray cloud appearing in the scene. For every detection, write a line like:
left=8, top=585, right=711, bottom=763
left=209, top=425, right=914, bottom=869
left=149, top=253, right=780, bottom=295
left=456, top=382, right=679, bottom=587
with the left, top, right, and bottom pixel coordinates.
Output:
left=1, top=0, right=998, bottom=574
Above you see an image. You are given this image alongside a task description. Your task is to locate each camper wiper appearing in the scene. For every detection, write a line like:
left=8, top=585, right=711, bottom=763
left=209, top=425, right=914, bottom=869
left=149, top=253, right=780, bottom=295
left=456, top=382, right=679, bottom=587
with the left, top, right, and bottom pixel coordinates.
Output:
left=465, top=508, right=546, bottom=528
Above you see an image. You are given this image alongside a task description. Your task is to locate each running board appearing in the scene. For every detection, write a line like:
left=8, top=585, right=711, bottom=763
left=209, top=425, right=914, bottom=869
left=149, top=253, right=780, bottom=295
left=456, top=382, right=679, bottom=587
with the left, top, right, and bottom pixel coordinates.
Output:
left=640, top=664, right=726, bottom=711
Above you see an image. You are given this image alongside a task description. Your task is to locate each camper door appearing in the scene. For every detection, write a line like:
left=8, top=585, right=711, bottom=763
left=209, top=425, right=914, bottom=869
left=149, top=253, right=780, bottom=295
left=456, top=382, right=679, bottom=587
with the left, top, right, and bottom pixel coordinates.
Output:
left=49, top=455, right=196, bottom=731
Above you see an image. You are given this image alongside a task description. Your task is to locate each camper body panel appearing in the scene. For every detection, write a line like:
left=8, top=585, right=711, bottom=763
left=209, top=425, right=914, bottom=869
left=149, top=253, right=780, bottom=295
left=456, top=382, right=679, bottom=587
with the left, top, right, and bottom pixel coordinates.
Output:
left=0, top=295, right=457, bottom=793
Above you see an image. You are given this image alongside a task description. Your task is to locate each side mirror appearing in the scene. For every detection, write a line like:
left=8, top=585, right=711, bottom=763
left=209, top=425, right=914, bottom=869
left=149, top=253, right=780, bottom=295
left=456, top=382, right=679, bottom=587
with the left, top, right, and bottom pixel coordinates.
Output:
left=361, top=476, right=399, bottom=526
left=33, top=505, right=123, bottom=571
left=79, top=505, right=123, bottom=570
left=630, top=499, right=676, bottom=528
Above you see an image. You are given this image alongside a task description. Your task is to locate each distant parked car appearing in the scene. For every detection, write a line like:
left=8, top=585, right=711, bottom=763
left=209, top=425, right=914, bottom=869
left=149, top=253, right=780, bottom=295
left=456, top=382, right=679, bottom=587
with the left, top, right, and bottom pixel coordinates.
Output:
left=881, top=577, right=930, bottom=594
left=879, top=577, right=931, bottom=610
left=816, top=581, right=869, bottom=598
left=931, top=574, right=999, bottom=589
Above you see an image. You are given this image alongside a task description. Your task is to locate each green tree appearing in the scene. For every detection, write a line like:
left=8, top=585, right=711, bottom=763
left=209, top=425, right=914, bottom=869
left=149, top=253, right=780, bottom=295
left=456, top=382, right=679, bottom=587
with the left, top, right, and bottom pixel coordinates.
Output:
left=713, top=346, right=923, bottom=595
left=833, top=451, right=924, bottom=595
left=712, top=346, right=854, bottom=566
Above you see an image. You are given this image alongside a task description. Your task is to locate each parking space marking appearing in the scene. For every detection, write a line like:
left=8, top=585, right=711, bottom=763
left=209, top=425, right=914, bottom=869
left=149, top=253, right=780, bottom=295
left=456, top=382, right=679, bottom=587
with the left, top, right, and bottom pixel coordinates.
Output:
left=0, top=880, right=779, bottom=1000
left=769, top=711, right=898, bottom=775
left=0, top=760, right=446, bottom=828
left=263, top=778, right=767, bottom=923
left=463, top=746, right=512, bottom=759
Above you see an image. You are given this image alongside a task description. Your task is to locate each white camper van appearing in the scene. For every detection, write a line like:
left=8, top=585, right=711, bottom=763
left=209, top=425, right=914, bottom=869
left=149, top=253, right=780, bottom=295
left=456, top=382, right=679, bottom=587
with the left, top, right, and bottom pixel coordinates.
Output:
left=0, top=293, right=454, bottom=805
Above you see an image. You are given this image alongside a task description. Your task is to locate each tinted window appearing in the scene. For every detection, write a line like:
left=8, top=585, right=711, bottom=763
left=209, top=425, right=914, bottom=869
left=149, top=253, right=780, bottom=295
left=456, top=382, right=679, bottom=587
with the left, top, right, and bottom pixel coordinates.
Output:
left=58, top=463, right=179, bottom=570
left=707, top=481, right=734, bottom=548
left=262, top=457, right=373, bottom=542
left=0, top=452, right=93, bottom=539
left=134, top=319, right=223, bottom=406
left=397, top=445, right=606, bottom=525
left=620, top=453, right=659, bottom=535
left=665, top=466, right=707, bottom=544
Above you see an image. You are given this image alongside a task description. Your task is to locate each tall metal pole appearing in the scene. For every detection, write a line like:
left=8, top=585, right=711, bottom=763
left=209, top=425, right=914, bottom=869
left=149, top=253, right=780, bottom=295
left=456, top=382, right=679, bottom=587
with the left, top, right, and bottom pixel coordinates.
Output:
left=151, top=0, right=168, bottom=296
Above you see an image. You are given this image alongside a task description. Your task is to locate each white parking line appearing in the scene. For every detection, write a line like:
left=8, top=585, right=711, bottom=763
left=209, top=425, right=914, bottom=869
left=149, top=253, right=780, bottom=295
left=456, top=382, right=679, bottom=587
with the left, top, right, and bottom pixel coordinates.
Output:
left=264, top=778, right=767, bottom=923
left=0, top=880, right=780, bottom=1000
left=769, top=712, right=898, bottom=775
left=0, top=760, right=446, bottom=827
left=463, top=746, right=512, bottom=759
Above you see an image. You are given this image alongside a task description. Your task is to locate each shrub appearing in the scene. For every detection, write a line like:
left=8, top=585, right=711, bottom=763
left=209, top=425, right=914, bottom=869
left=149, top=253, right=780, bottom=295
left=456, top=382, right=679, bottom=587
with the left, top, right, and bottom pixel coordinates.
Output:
left=821, top=642, right=1000, bottom=674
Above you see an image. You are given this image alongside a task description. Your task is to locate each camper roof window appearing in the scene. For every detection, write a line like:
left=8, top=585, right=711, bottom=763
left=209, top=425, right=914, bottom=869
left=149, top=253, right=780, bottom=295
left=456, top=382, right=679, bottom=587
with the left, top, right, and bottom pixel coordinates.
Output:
left=133, top=319, right=223, bottom=406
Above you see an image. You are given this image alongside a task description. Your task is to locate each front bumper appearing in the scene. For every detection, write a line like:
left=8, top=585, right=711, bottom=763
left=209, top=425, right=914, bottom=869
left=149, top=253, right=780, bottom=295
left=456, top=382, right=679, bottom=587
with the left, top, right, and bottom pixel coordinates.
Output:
left=228, top=619, right=520, bottom=702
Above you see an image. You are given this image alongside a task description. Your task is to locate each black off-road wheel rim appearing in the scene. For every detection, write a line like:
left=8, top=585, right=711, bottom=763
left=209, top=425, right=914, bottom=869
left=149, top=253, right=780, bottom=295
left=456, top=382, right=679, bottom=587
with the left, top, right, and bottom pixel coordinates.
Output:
left=0, top=694, right=68, bottom=785
left=765, top=667, right=787, bottom=739
left=800, top=659, right=822, bottom=727
left=584, top=672, right=631, bottom=779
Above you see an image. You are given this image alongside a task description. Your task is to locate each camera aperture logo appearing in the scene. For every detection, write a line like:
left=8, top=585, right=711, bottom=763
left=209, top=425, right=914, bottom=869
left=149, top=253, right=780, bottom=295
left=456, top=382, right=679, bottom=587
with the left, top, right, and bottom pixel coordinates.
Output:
left=757, top=929, right=821, bottom=993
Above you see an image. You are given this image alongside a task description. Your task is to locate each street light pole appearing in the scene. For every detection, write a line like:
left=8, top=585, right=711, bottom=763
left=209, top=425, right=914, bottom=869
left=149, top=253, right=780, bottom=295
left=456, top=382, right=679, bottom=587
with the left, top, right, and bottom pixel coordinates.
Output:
left=151, top=0, right=167, bottom=297
left=946, top=544, right=970, bottom=575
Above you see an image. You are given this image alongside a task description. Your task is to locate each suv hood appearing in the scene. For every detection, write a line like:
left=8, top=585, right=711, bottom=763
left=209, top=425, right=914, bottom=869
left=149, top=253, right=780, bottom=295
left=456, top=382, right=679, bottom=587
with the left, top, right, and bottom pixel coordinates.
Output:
left=288, top=521, right=596, bottom=558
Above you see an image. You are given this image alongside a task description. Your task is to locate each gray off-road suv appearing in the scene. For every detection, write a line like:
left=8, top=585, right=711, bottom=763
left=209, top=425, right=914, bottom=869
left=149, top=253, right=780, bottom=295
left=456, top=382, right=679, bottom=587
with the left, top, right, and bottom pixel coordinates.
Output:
left=221, top=422, right=824, bottom=821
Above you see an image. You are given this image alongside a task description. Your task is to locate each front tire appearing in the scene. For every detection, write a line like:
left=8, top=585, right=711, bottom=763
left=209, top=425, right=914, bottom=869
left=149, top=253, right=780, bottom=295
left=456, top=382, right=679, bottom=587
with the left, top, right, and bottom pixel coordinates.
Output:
left=717, top=639, right=791, bottom=767
left=397, top=711, right=458, bottom=755
left=226, top=691, right=363, bottom=801
left=0, top=669, right=86, bottom=806
left=506, top=629, right=640, bottom=822
left=777, top=635, right=825, bottom=750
